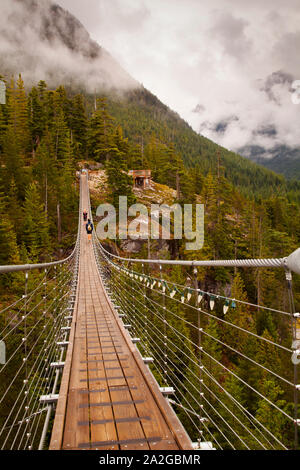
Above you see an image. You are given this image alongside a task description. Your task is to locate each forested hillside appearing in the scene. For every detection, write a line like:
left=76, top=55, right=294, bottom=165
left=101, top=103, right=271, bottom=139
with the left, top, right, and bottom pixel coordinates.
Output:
left=248, top=145, right=300, bottom=181
left=0, top=76, right=78, bottom=269
left=104, top=88, right=300, bottom=201
left=0, top=75, right=300, bottom=302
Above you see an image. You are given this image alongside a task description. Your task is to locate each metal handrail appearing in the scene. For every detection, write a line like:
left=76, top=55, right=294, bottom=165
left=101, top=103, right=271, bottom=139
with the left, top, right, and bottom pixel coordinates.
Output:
left=96, top=242, right=287, bottom=269
left=0, top=253, right=77, bottom=274
left=95, top=237, right=300, bottom=275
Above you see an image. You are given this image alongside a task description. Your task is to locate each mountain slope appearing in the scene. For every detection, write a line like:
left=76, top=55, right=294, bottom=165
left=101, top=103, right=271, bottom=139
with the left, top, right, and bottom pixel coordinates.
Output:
left=105, top=88, right=300, bottom=199
left=1, top=0, right=300, bottom=200
left=239, top=144, right=300, bottom=180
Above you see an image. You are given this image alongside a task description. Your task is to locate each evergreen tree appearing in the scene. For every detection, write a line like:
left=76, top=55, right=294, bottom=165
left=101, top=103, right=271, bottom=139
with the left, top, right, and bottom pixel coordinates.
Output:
left=7, top=75, right=30, bottom=158
left=70, top=94, right=88, bottom=159
left=7, top=178, right=23, bottom=239
left=2, top=126, right=25, bottom=196
left=53, top=108, right=70, bottom=161
left=33, top=133, right=56, bottom=216
left=88, top=97, right=114, bottom=162
left=21, top=182, right=50, bottom=260
left=105, top=145, right=136, bottom=208
left=56, top=135, right=76, bottom=216
left=0, top=192, right=20, bottom=266
left=128, top=143, right=144, bottom=169
left=0, top=191, right=21, bottom=289
left=28, top=86, right=46, bottom=151
left=255, top=378, right=287, bottom=446
left=222, top=272, right=254, bottom=362
left=0, top=103, right=7, bottom=150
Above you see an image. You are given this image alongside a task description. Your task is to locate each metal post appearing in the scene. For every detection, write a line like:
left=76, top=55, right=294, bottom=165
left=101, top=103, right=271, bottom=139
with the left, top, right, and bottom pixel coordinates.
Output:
left=142, top=263, right=148, bottom=356
left=38, top=405, right=52, bottom=450
left=194, top=267, right=203, bottom=444
left=24, top=271, right=29, bottom=443
left=160, top=264, right=167, bottom=385
left=38, top=346, right=63, bottom=450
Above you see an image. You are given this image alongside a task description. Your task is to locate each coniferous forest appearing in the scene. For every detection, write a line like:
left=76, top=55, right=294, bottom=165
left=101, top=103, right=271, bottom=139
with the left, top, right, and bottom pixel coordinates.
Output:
left=0, top=75, right=300, bottom=449
left=1, top=75, right=299, bottom=300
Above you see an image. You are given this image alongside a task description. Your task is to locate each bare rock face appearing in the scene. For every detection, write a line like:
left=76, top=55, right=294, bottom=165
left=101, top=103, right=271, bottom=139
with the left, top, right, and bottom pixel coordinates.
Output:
left=120, top=239, right=145, bottom=254
left=0, top=0, right=139, bottom=93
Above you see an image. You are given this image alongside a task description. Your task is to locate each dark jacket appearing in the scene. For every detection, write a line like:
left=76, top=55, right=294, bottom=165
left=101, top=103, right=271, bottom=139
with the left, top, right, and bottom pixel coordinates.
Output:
left=86, top=220, right=93, bottom=234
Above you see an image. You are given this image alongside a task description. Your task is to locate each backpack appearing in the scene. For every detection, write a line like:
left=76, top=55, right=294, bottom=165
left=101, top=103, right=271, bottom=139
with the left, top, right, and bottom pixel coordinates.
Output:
left=87, top=223, right=92, bottom=232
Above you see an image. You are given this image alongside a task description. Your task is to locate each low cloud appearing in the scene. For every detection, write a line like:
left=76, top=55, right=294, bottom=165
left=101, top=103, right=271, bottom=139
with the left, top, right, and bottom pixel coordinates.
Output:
left=57, top=0, right=300, bottom=159
left=208, top=11, right=252, bottom=61
left=0, top=0, right=139, bottom=92
left=2, top=0, right=299, bottom=160
left=56, top=0, right=300, bottom=158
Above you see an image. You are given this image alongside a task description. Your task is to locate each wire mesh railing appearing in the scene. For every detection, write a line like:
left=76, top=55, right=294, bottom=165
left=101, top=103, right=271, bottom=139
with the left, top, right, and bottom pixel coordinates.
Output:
left=0, top=179, right=82, bottom=450
left=0, top=253, right=80, bottom=449
left=91, top=234, right=299, bottom=450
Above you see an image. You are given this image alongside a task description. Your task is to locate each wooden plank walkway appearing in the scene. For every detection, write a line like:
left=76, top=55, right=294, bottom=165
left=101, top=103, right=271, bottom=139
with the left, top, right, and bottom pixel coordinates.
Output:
left=49, top=175, right=193, bottom=451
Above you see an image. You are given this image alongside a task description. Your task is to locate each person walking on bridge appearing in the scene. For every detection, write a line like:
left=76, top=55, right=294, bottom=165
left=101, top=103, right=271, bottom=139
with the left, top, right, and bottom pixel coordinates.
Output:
left=86, top=218, right=93, bottom=241
left=83, top=209, right=88, bottom=222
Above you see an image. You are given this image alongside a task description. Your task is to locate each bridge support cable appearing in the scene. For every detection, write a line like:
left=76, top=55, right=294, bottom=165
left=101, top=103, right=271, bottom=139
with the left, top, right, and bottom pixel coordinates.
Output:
left=90, top=209, right=299, bottom=450
left=96, top=251, right=291, bottom=450
left=0, top=179, right=82, bottom=450
left=97, top=237, right=300, bottom=274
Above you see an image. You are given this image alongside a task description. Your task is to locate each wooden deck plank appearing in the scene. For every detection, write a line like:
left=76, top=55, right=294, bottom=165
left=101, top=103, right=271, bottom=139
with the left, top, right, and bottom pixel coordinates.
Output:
left=62, top=269, right=89, bottom=450
left=88, top=367, right=118, bottom=450
left=109, top=387, right=150, bottom=450
left=86, top=284, right=119, bottom=449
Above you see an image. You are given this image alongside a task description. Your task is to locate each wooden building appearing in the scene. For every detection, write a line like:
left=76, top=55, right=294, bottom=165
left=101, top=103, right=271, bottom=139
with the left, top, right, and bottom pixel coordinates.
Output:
left=128, top=170, right=152, bottom=189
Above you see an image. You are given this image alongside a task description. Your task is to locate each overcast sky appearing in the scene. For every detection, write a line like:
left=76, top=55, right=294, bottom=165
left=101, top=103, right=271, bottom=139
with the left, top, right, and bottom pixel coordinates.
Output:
left=56, top=0, right=300, bottom=155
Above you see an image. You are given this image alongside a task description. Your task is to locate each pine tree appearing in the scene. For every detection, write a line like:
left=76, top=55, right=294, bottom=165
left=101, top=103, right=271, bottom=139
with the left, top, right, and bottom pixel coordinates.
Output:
left=222, top=272, right=255, bottom=363
left=33, top=133, right=56, bottom=216
left=7, top=178, right=23, bottom=238
left=57, top=135, right=76, bottom=215
left=70, top=94, right=88, bottom=159
left=54, top=85, right=71, bottom=125
left=255, top=378, right=287, bottom=447
left=202, top=315, right=223, bottom=406
left=0, top=191, right=21, bottom=289
left=88, top=97, right=114, bottom=162
left=7, top=75, right=30, bottom=158
left=105, top=146, right=136, bottom=208
left=0, top=191, right=20, bottom=266
left=0, top=103, right=7, bottom=150
left=2, top=126, right=25, bottom=196
left=21, top=182, right=50, bottom=260
left=28, top=86, right=46, bottom=151
left=191, top=164, right=204, bottom=196
left=113, top=126, right=130, bottom=156
left=37, top=80, right=47, bottom=100
left=53, top=108, right=70, bottom=161
left=128, top=143, right=144, bottom=169
left=44, top=90, right=56, bottom=128
left=218, top=370, right=256, bottom=449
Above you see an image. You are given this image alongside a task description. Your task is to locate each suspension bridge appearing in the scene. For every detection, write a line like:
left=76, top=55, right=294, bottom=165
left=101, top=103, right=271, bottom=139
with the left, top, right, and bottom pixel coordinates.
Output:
left=0, top=172, right=299, bottom=451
